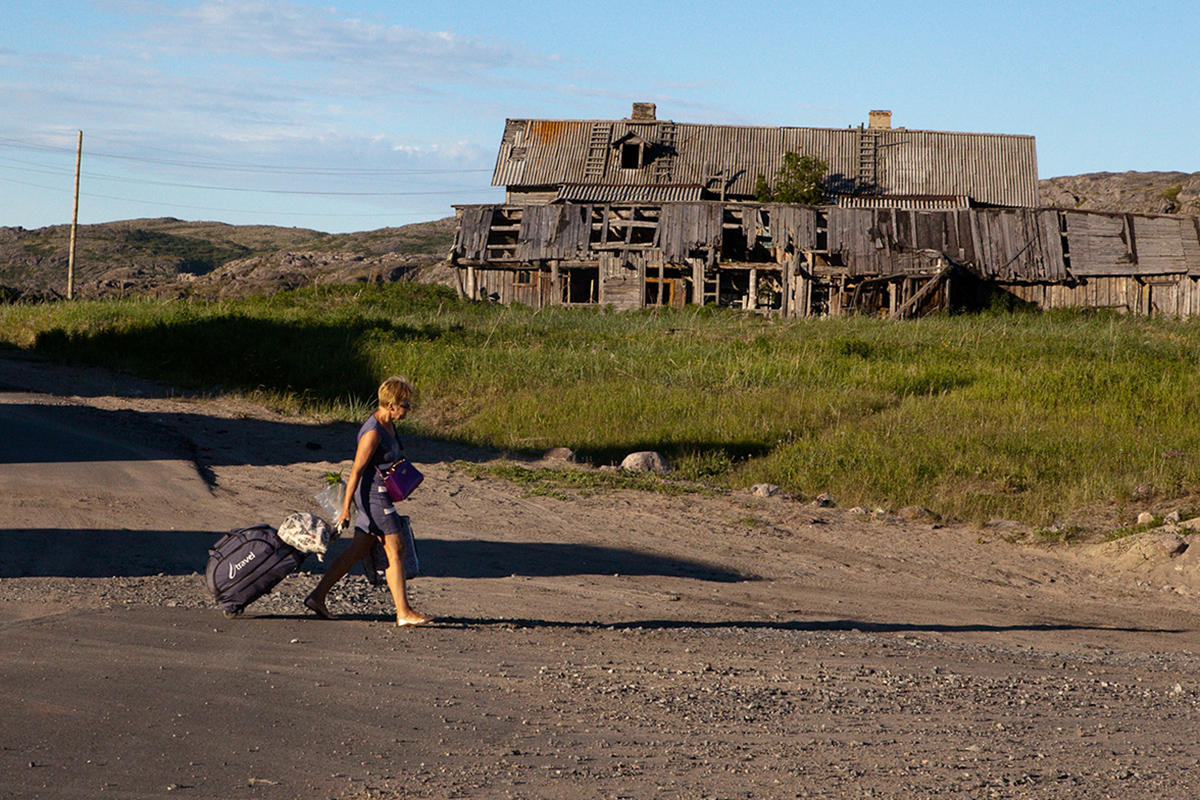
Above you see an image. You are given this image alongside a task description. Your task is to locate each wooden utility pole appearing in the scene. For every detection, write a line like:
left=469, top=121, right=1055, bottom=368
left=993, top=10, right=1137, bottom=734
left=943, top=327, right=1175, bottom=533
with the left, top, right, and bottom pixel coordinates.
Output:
left=67, top=130, right=82, bottom=300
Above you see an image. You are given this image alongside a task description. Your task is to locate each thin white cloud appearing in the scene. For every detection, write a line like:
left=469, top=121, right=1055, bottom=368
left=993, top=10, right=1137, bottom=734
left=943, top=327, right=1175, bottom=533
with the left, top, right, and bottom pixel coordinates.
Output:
left=133, top=1, right=542, bottom=83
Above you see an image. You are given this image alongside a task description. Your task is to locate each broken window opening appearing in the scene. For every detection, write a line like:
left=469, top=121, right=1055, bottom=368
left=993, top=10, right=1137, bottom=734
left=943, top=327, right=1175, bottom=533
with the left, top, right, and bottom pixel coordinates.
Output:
left=646, top=265, right=687, bottom=308
left=721, top=225, right=748, bottom=262
left=716, top=270, right=750, bottom=308
left=621, top=142, right=642, bottom=169
left=563, top=268, right=599, bottom=304
left=515, top=269, right=533, bottom=286
left=629, top=225, right=655, bottom=245
left=757, top=274, right=784, bottom=310
left=645, top=278, right=674, bottom=307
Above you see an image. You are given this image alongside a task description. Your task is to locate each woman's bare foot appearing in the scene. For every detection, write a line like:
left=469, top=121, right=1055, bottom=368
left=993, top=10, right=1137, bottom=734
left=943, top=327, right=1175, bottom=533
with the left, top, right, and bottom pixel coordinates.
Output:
left=396, top=611, right=434, bottom=627
left=304, top=594, right=335, bottom=621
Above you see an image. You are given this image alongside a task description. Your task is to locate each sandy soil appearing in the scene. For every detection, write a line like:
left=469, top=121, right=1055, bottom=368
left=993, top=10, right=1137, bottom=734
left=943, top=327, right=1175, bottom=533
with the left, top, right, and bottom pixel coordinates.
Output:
left=3, top=349, right=1200, bottom=799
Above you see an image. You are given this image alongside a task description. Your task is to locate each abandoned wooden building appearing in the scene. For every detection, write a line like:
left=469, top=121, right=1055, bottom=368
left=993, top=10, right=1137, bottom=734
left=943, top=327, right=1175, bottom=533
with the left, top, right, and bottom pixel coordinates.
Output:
left=451, top=104, right=1200, bottom=317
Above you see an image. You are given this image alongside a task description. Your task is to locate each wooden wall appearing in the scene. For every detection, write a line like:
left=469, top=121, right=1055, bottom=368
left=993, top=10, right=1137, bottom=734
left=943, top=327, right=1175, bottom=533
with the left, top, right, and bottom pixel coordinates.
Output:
left=1004, top=275, right=1200, bottom=317
left=600, top=253, right=643, bottom=310
left=454, top=203, right=1200, bottom=318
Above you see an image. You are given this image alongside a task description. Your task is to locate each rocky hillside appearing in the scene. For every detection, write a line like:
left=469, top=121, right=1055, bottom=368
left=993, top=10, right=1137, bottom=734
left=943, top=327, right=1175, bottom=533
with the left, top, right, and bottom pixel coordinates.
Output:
left=4, top=172, right=1200, bottom=303
left=1039, top=171, right=1200, bottom=216
left=0, top=216, right=458, bottom=301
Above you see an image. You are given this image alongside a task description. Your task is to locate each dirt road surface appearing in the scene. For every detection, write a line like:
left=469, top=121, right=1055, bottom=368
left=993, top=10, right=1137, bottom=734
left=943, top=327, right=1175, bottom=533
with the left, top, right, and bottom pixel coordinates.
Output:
left=3, top=350, right=1200, bottom=799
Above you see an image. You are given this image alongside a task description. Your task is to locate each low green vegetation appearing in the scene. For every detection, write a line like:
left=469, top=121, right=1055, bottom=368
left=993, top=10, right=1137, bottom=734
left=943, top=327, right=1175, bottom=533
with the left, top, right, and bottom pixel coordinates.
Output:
left=4, top=284, right=1200, bottom=525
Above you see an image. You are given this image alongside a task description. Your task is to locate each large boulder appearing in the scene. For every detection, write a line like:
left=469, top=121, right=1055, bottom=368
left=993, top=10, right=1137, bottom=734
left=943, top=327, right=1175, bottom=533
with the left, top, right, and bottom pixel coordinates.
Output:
left=621, top=451, right=671, bottom=473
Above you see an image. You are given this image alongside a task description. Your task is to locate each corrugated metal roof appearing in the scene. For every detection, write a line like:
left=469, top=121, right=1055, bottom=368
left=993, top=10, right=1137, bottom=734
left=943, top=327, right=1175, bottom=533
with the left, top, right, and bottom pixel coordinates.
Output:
left=835, top=194, right=970, bottom=210
left=556, top=184, right=703, bottom=203
left=492, top=117, right=1039, bottom=208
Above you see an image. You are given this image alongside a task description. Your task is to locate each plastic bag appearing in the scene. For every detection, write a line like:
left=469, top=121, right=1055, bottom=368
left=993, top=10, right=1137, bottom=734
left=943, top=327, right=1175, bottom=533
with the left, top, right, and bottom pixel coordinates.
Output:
left=315, top=478, right=353, bottom=521
left=362, top=516, right=420, bottom=584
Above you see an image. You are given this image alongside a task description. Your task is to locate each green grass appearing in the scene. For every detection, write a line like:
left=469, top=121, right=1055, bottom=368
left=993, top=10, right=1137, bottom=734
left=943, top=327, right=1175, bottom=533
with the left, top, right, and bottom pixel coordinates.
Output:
left=4, top=284, right=1200, bottom=525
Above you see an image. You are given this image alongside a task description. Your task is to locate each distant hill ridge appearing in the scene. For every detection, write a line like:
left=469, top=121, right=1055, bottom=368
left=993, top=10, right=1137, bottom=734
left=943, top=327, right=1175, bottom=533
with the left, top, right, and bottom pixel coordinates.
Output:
left=0, top=216, right=457, bottom=301
left=3, top=171, right=1198, bottom=301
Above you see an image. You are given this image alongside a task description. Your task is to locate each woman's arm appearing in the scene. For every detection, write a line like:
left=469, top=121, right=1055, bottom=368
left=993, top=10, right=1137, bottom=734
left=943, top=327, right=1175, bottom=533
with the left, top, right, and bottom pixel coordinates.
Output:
left=338, top=429, right=380, bottom=526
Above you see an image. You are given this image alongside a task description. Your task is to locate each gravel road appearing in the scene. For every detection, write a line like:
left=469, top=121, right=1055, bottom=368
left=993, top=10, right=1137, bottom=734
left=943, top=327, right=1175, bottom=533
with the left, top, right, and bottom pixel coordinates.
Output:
left=3, top=350, right=1200, bottom=799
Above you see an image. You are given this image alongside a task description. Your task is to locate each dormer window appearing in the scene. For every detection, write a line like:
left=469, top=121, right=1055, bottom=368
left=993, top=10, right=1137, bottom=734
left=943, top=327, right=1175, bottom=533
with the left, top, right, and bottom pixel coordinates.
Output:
left=621, top=142, right=643, bottom=169
left=614, top=132, right=653, bottom=170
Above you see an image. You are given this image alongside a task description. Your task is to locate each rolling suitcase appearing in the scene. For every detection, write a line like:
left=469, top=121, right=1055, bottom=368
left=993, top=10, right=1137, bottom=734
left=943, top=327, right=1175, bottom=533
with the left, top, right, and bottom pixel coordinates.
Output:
left=206, top=524, right=307, bottom=617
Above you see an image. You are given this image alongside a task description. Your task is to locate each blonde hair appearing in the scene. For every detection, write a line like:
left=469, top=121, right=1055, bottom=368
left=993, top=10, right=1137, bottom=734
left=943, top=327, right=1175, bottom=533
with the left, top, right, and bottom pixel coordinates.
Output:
left=378, top=375, right=414, bottom=409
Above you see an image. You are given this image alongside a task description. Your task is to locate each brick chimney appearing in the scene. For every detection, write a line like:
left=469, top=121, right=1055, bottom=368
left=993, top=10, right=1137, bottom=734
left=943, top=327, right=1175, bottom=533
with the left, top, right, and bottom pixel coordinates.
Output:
left=631, top=102, right=657, bottom=121
left=868, top=110, right=892, bottom=129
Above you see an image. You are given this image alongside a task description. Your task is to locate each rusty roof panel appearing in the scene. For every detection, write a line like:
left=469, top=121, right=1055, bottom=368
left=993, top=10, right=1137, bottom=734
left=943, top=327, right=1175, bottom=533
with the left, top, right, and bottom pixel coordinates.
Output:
left=493, top=118, right=1039, bottom=208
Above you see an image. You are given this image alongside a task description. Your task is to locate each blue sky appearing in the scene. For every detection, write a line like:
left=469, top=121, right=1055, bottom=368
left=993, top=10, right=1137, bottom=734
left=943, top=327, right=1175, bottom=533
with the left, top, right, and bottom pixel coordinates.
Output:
left=1, top=0, right=1195, bottom=233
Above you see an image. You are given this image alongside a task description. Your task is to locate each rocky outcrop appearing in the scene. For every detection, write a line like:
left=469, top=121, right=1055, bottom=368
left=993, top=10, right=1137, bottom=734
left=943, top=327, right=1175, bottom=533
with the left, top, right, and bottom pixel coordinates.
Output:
left=180, top=250, right=448, bottom=300
left=1039, top=171, right=1200, bottom=216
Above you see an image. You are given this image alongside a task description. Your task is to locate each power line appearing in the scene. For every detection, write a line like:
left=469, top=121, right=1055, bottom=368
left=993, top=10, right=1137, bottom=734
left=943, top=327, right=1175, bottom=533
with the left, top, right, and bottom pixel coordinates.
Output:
left=0, top=173, right=497, bottom=218
left=0, top=154, right=494, bottom=196
left=0, top=132, right=501, bottom=221
left=0, top=136, right=491, bottom=176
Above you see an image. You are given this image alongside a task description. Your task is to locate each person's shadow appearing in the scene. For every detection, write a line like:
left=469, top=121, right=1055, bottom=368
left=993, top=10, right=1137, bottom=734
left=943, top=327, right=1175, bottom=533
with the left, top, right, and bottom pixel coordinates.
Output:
left=0, top=530, right=748, bottom=582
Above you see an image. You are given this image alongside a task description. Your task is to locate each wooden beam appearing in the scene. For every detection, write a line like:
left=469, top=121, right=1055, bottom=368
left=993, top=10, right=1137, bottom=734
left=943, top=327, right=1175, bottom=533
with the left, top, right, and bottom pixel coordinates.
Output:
left=888, top=262, right=954, bottom=320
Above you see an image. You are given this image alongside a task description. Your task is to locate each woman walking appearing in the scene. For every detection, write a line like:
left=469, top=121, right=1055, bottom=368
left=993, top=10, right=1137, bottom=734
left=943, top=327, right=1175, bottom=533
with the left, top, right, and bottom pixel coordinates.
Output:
left=305, top=376, right=433, bottom=627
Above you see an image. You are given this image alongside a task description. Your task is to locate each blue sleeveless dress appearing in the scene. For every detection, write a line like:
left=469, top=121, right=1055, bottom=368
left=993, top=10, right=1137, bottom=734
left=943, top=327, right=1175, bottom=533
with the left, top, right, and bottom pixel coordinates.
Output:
left=353, top=414, right=405, bottom=537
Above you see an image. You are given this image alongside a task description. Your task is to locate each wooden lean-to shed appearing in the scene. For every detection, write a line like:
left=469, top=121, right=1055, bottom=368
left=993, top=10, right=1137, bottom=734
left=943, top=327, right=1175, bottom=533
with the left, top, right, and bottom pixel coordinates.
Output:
left=452, top=104, right=1200, bottom=317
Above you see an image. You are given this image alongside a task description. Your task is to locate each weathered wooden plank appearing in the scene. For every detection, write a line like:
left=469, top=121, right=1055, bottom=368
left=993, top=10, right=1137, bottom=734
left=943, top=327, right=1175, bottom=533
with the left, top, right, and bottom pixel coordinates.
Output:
left=1184, top=218, right=1200, bottom=276
left=888, top=262, right=953, bottom=319
left=1036, top=210, right=1067, bottom=282
left=655, top=203, right=723, bottom=262
left=453, top=205, right=495, bottom=261
left=599, top=253, right=642, bottom=310
left=1062, top=211, right=1133, bottom=275
left=1132, top=216, right=1188, bottom=274
left=769, top=205, right=818, bottom=254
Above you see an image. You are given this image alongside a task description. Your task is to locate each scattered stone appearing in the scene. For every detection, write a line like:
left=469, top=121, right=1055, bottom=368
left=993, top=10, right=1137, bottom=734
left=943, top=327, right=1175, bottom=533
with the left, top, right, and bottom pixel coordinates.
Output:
left=849, top=507, right=869, bottom=515
left=811, top=493, right=836, bottom=508
left=1137, top=512, right=1156, bottom=526
left=751, top=483, right=781, bottom=498
left=620, top=451, right=671, bottom=473
left=544, top=447, right=576, bottom=462
left=1165, top=510, right=1181, bottom=523
left=899, top=505, right=939, bottom=522
left=1159, top=534, right=1188, bottom=557
left=1180, top=517, right=1200, bottom=532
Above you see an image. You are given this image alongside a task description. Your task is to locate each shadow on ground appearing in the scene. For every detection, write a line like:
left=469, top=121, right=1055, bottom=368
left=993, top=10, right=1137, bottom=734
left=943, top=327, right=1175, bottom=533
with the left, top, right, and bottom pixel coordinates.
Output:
left=0, top=531, right=745, bottom=583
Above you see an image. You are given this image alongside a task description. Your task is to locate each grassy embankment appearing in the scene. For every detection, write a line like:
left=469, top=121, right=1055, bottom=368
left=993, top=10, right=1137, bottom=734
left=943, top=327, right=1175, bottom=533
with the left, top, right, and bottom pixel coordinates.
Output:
left=3, top=282, right=1199, bottom=526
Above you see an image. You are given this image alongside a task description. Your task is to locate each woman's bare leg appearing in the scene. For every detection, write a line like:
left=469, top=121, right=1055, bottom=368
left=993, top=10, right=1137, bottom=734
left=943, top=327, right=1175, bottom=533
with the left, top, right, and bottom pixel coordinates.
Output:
left=305, top=529, right=374, bottom=620
left=381, top=533, right=433, bottom=626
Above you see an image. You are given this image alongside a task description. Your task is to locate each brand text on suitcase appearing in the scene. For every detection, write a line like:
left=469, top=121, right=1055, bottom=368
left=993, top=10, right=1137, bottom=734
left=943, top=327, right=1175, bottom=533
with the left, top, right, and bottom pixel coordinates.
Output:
left=229, top=551, right=256, bottom=579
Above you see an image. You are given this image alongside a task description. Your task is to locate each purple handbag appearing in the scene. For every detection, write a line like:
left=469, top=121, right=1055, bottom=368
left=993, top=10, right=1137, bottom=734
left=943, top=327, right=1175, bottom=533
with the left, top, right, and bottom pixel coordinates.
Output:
left=378, top=459, right=424, bottom=502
